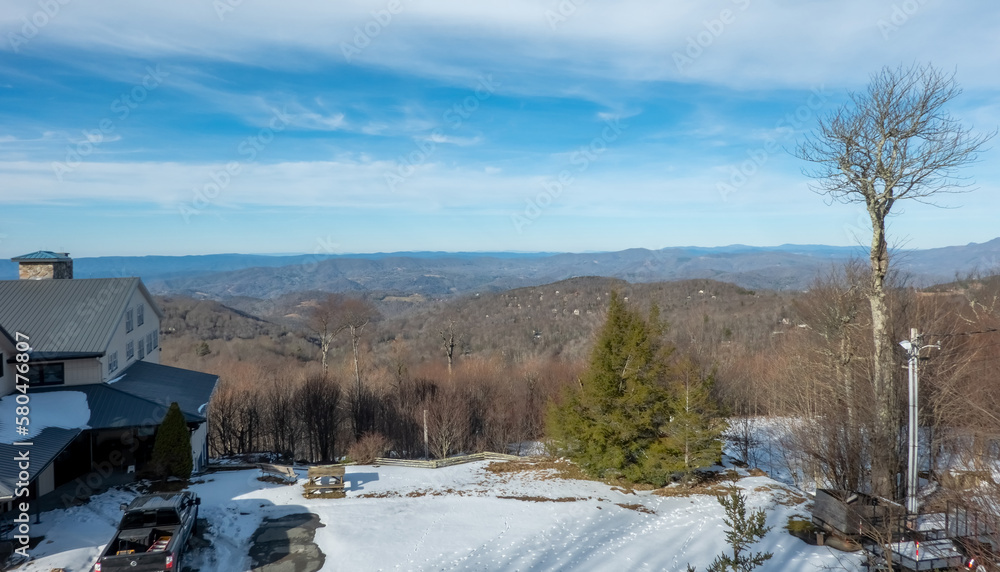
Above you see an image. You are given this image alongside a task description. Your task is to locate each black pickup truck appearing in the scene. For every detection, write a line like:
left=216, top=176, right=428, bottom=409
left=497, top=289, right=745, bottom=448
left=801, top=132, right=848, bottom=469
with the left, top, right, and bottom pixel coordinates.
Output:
left=93, top=492, right=200, bottom=572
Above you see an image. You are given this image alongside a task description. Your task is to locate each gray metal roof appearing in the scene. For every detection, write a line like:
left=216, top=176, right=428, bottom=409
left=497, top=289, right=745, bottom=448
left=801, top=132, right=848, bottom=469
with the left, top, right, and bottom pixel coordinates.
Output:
left=0, top=427, right=81, bottom=500
left=11, top=251, right=71, bottom=261
left=6, top=351, right=103, bottom=363
left=0, top=277, right=138, bottom=354
left=112, top=361, right=219, bottom=420
left=33, top=383, right=204, bottom=428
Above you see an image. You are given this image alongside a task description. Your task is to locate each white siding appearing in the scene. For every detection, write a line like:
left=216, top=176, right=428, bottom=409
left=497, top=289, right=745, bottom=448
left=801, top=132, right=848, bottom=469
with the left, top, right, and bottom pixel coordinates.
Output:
left=61, top=358, right=103, bottom=386
left=101, top=287, right=161, bottom=380
left=190, top=422, right=208, bottom=473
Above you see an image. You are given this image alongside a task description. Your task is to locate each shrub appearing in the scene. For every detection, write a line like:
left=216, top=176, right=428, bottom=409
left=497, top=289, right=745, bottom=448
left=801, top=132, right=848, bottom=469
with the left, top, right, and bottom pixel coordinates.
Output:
left=348, top=432, right=392, bottom=464
left=786, top=516, right=817, bottom=535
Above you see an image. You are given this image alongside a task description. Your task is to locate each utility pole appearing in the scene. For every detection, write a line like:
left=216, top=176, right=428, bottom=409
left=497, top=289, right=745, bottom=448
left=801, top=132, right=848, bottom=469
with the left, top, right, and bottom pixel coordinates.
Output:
left=423, top=409, right=430, bottom=460
left=899, top=328, right=939, bottom=516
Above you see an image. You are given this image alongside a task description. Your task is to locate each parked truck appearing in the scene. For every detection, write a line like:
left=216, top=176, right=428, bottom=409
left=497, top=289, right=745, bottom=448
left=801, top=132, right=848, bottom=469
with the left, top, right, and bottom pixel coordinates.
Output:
left=93, top=492, right=200, bottom=572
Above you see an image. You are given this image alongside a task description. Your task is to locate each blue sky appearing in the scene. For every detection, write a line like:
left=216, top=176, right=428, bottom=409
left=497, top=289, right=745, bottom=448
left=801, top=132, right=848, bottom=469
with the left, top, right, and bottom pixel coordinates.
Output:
left=1, top=0, right=998, bottom=257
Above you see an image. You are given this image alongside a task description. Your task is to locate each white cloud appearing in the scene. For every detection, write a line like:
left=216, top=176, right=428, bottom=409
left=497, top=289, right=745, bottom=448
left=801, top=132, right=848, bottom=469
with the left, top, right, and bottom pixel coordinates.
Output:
left=3, top=0, right=997, bottom=92
left=422, top=132, right=482, bottom=146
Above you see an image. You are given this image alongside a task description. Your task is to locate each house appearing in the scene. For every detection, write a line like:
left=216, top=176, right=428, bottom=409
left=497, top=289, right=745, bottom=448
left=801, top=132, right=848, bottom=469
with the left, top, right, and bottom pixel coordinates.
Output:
left=0, top=251, right=218, bottom=507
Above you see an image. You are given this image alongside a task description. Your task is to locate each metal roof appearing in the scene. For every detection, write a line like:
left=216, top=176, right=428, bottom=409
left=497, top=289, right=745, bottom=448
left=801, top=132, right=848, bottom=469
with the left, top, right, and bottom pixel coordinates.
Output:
left=112, top=361, right=219, bottom=420
left=0, top=361, right=218, bottom=497
left=11, top=251, right=72, bottom=261
left=0, top=277, right=138, bottom=354
left=6, top=351, right=103, bottom=363
left=33, top=383, right=204, bottom=428
left=0, top=427, right=81, bottom=500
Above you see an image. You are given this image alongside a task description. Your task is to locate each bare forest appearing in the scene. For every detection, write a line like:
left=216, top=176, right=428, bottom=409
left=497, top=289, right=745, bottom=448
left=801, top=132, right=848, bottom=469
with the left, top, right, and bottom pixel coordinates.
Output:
left=156, top=271, right=1000, bottom=500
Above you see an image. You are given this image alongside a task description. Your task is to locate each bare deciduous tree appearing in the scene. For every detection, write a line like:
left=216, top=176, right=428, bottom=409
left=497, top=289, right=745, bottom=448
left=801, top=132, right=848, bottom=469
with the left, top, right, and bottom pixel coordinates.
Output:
left=339, top=297, right=380, bottom=393
left=796, top=63, right=992, bottom=498
left=308, top=293, right=347, bottom=374
left=441, top=320, right=460, bottom=376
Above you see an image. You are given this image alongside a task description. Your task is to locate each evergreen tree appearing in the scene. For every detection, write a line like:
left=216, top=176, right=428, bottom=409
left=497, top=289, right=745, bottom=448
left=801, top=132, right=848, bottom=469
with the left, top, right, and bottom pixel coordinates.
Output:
left=548, top=292, right=726, bottom=485
left=151, top=402, right=194, bottom=479
left=706, top=488, right=773, bottom=572
left=662, top=357, right=725, bottom=477
left=547, top=294, right=666, bottom=483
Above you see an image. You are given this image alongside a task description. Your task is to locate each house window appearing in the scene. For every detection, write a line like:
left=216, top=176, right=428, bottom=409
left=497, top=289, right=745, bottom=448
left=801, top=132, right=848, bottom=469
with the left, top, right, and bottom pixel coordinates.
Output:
left=108, top=351, right=119, bottom=374
left=0, top=353, right=3, bottom=378
left=147, top=332, right=153, bottom=351
left=152, top=330, right=159, bottom=349
left=138, top=338, right=145, bottom=359
left=126, top=340, right=134, bottom=360
left=126, top=309, right=134, bottom=333
left=27, top=363, right=65, bottom=386
left=137, top=304, right=144, bottom=327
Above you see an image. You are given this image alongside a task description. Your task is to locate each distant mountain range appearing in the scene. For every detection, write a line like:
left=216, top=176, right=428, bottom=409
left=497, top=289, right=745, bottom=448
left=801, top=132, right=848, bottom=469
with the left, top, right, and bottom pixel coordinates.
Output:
left=2, top=240, right=998, bottom=299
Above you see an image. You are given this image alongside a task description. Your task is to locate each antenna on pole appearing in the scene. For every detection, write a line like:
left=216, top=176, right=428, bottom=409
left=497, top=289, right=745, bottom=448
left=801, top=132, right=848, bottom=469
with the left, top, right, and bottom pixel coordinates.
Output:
left=900, top=328, right=940, bottom=516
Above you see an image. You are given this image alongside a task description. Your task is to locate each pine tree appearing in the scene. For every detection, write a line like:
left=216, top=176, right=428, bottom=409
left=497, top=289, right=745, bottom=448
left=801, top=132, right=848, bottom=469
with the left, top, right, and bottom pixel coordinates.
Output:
left=706, top=487, right=773, bottom=572
left=151, top=402, right=194, bottom=479
left=662, top=357, right=725, bottom=478
left=548, top=292, right=674, bottom=484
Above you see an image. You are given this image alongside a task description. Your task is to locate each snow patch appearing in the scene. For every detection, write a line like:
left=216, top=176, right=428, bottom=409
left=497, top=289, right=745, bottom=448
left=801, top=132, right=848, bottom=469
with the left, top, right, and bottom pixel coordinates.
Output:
left=0, top=391, right=90, bottom=443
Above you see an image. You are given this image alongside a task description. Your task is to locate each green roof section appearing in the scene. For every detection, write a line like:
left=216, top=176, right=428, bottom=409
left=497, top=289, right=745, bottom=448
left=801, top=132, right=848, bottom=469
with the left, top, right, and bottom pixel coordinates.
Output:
left=0, top=277, right=139, bottom=354
left=11, top=251, right=72, bottom=261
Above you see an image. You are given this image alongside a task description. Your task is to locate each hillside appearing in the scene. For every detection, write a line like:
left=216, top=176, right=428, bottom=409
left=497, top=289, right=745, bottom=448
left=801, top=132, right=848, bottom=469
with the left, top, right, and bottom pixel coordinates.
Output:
left=6, top=240, right=998, bottom=298
left=157, top=276, right=796, bottom=368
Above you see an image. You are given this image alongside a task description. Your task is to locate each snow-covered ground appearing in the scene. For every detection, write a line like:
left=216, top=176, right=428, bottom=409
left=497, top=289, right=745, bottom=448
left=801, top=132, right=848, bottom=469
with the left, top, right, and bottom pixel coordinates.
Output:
left=13, top=456, right=864, bottom=572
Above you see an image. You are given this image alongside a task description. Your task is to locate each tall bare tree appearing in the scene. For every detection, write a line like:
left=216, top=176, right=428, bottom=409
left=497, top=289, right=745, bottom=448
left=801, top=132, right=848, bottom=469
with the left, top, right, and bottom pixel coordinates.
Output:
left=339, top=297, right=380, bottom=393
left=308, top=293, right=347, bottom=374
left=796, top=63, right=992, bottom=498
left=441, top=320, right=460, bottom=376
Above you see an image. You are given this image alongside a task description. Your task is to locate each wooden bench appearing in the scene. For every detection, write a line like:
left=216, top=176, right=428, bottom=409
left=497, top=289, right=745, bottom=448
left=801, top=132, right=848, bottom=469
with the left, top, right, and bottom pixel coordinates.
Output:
left=257, top=463, right=297, bottom=483
left=302, top=465, right=346, bottom=494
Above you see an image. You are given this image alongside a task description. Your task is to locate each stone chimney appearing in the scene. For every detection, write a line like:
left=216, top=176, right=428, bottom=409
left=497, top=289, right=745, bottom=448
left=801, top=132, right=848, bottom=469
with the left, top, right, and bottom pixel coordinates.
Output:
left=12, top=251, right=73, bottom=280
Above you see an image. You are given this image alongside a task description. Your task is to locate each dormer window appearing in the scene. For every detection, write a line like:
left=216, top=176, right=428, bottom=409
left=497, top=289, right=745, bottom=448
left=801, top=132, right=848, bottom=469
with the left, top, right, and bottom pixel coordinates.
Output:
left=126, top=309, right=134, bottom=333
left=137, top=304, right=144, bottom=327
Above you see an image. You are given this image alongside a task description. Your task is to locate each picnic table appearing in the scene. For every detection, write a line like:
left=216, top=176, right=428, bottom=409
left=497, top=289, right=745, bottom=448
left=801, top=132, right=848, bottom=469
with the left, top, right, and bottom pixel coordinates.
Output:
left=302, top=465, right=346, bottom=494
